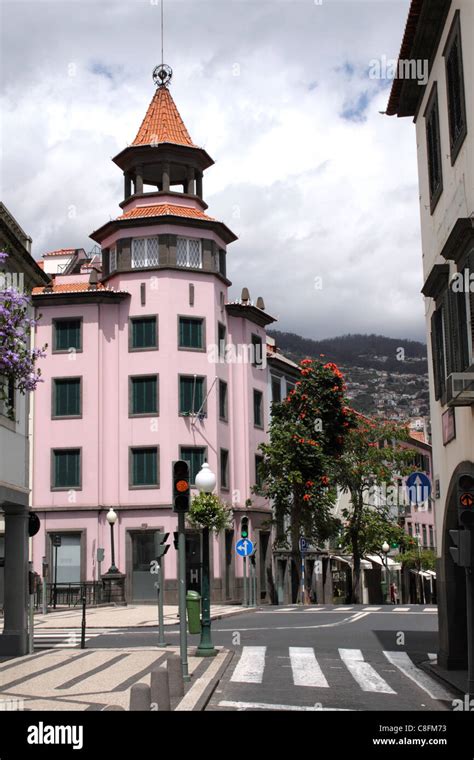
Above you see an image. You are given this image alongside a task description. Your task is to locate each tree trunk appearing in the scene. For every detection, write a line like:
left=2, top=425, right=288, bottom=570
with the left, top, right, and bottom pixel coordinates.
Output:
left=290, top=490, right=302, bottom=603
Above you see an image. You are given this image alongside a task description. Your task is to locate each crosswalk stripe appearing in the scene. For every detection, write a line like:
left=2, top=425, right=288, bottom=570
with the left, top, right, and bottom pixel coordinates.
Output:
left=289, top=647, right=329, bottom=688
left=423, top=608, right=437, bottom=612
left=365, top=607, right=382, bottom=611
left=383, top=651, right=453, bottom=700
left=231, top=646, right=266, bottom=683
left=218, top=700, right=353, bottom=711
left=339, top=649, right=396, bottom=694
left=392, top=607, right=411, bottom=612
left=428, top=652, right=437, bottom=662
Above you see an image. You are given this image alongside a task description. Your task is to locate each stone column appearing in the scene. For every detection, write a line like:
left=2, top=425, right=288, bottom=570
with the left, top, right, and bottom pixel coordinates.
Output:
left=124, top=172, right=132, bottom=199
left=196, top=172, right=203, bottom=199
left=162, top=163, right=170, bottom=192
left=135, top=166, right=143, bottom=195
left=0, top=503, right=29, bottom=656
left=186, top=167, right=195, bottom=195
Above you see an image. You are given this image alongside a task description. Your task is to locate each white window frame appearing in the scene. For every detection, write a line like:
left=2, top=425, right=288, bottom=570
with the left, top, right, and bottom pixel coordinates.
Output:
left=176, top=237, right=202, bottom=269
left=131, top=237, right=160, bottom=269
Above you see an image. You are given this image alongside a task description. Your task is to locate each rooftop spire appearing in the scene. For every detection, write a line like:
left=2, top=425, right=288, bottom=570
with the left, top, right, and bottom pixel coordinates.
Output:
left=132, top=85, right=197, bottom=148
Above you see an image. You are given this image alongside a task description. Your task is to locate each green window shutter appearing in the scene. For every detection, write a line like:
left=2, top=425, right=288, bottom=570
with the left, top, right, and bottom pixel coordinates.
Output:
left=181, top=448, right=205, bottom=484
left=55, top=379, right=81, bottom=416
left=56, top=320, right=81, bottom=351
left=253, top=390, right=262, bottom=426
left=132, top=318, right=156, bottom=349
left=133, top=448, right=157, bottom=486
left=132, top=377, right=157, bottom=414
left=54, top=450, right=80, bottom=488
left=179, top=318, right=202, bottom=348
left=180, top=377, right=204, bottom=413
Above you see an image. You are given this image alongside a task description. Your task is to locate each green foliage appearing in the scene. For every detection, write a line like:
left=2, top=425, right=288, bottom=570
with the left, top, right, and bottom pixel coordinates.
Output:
left=400, top=548, right=436, bottom=571
left=338, top=506, right=416, bottom=558
left=256, top=358, right=352, bottom=550
left=187, top=492, right=232, bottom=534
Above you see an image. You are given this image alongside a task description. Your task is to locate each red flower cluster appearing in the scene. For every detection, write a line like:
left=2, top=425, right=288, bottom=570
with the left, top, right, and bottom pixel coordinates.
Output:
left=323, top=362, right=344, bottom=379
left=305, top=480, right=314, bottom=487
left=321, top=475, right=330, bottom=486
left=303, top=494, right=311, bottom=502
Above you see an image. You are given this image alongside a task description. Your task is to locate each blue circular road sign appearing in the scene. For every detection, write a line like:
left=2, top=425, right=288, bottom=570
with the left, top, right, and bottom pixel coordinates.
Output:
left=406, top=472, right=431, bottom=504
left=236, top=539, right=254, bottom=557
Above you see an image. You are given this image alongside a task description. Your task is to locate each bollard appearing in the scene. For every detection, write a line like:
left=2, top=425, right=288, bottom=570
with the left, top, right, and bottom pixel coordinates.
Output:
left=80, top=595, right=86, bottom=649
left=150, top=666, right=171, bottom=711
left=102, top=705, right=125, bottom=711
left=129, top=683, right=151, bottom=711
left=167, top=653, right=184, bottom=701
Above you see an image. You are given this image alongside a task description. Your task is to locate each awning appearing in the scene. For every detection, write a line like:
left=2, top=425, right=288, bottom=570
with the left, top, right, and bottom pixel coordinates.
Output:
left=330, top=555, right=352, bottom=565
left=365, top=554, right=401, bottom=571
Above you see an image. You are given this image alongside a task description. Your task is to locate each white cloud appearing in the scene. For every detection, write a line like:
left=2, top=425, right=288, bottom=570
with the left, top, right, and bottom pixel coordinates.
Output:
left=0, top=0, right=424, bottom=340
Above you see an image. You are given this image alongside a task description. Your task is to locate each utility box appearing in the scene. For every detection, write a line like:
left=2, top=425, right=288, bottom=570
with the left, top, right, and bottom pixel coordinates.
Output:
left=186, top=590, right=202, bottom=634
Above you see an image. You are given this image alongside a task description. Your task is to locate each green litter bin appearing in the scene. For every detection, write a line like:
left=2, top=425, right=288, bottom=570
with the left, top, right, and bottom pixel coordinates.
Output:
left=186, top=590, right=202, bottom=634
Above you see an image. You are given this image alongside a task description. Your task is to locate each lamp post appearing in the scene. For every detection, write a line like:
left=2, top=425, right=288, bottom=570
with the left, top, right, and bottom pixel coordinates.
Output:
left=106, top=508, right=119, bottom=574
left=195, top=463, right=218, bottom=657
left=382, top=540, right=390, bottom=604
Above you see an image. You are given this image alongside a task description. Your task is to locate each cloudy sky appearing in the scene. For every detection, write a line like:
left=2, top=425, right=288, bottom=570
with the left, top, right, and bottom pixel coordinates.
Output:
left=0, top=0, right=425, bottom=342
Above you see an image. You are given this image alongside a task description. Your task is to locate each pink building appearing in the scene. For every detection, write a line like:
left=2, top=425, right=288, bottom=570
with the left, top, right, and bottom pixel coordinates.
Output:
left=31, top=69, right=277, bottom=604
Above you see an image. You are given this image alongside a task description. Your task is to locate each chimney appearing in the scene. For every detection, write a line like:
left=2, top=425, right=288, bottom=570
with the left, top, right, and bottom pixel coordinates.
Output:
left=241, top=287, right=250, bottom=304
left=256, top=296, right=265, bottom=310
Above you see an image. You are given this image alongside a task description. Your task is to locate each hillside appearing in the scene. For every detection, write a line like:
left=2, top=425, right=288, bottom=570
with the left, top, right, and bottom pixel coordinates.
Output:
left=268, top=331, right=429, bottom=418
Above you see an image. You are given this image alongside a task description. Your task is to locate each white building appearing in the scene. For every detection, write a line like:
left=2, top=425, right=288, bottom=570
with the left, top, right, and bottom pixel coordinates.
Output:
left=0, top=203, right=48, bottom=655
left=388, top=0, right=473, bottom=669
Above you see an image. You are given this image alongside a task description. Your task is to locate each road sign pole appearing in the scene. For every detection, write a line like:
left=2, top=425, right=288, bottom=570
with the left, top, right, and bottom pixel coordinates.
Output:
left=301, top=554, right=305, bottom=605
left=253, top=562, right=257, bottom=607
left=177, top=511, right=190, bottom=680
left=243, top=556, right=248, bottom=607
left=157, top=557, right=167, bottom=647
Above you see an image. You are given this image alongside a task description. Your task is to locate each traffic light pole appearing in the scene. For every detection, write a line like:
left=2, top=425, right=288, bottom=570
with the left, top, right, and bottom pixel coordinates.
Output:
left=177, top=510, right=190, bottom=681
left=466, top=565, right=474, bottom=700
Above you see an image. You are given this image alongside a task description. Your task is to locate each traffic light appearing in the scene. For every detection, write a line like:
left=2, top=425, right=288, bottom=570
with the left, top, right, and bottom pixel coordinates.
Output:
left=173, top=460, right=190, bottom=513
left=457, top=473, right=474, bottom=528
left=241, top=516, right=249, bottom=539
left=154, top=531, right=170, bottom=558
left=449, top=529, right=472, bottom=567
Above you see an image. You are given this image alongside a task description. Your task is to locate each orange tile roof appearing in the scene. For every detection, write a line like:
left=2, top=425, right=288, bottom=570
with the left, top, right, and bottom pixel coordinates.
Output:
left=409, top=430, right=426, bottom=443
left=32, top=282, right=128, bottom=295
left=118, top=203, right=215, bottom=222
left=132, top=87, right=197, bottom=148
left=42, top=248, right=77, bottom=257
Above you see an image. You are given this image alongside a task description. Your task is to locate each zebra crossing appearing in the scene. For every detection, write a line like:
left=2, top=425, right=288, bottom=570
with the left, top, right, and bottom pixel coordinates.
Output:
left=225, top=646, right=453, bottom=702
left=256, top=605, right=437, bottom=614
left=33, top=627, right=113, bottom=649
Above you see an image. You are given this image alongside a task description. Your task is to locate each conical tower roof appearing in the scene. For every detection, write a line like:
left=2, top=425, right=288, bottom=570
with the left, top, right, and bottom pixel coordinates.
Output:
left=132, top=86, right=197, bottom=148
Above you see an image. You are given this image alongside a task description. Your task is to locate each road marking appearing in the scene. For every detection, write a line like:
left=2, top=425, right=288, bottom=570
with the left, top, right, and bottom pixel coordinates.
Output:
left=365, top=607, right=382, bottom=611
left=289, top=647, right=329, bottom=688
left=392, top=607, right=411, bottom=612
left=428, top=653, right=437, bottom=662
left=218, top=700, right=353, bottom=711
left=230, top=646, right=266, bottom=684
left=339, top=649, right=396, bottom=694
left=423, top=608, right=437, bottom=612
left=349, top=612, right=371, bottom=622
left=382, top=651, right=454, bottom=700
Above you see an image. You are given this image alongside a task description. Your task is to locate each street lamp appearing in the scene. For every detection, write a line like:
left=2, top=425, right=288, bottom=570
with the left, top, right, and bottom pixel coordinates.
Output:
left=195, top=463, right=218, bottom=657
left=382, top=540, right=390, bottom=604
left=106, top=508, right=119, bottom=574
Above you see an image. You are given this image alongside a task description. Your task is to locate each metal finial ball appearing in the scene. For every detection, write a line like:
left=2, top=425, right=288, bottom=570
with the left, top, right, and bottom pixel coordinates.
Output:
left=153, top=64, right=173, bottom=87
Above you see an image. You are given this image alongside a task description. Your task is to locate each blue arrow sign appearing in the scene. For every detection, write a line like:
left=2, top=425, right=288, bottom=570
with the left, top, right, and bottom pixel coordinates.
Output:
left=236, top=538, right=254, bottom=557
left=406, top=471, right=431, bottom=504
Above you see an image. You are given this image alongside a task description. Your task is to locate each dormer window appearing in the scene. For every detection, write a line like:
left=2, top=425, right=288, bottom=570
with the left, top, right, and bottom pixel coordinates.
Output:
left=131, top=237, right=160, bottom=269
left=177, top=237, right=202, bottom=269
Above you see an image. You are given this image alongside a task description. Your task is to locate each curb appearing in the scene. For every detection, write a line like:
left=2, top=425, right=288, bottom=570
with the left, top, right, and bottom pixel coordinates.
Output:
left=419, top=659, right=464, bottom=697
left=35, top=606, right=256, bottom=630
left=175, top=649, right=234, bottom=711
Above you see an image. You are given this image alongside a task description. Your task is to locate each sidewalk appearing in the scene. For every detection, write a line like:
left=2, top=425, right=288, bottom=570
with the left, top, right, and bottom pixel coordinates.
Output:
left=0, top=646, right=232, bottom=711
left=31, top=603, right=246, bottom=629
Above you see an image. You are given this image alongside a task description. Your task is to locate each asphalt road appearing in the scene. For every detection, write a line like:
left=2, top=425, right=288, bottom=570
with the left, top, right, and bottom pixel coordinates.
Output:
left=34, top=604, right=458, bottom=712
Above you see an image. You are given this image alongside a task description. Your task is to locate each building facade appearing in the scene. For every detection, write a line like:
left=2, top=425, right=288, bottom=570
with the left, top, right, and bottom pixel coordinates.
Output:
left=0, top=203, right=48, bottom=654
left=388, top=0, right=473, bottom=667
left=30, top=71, right=277, bottom=604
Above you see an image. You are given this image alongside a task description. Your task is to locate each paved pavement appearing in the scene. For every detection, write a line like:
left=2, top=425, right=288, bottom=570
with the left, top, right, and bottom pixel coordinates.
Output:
left=0, top=646, right=229, bottom=711
left=31, top=603, right=244, bottom=631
